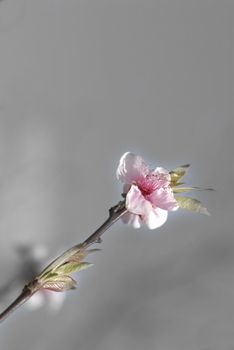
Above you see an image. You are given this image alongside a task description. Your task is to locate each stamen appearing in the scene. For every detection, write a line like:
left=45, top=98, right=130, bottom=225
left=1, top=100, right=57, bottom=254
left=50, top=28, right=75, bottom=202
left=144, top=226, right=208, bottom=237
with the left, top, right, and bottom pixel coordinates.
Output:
left=137, top=173, right=169, bottom=196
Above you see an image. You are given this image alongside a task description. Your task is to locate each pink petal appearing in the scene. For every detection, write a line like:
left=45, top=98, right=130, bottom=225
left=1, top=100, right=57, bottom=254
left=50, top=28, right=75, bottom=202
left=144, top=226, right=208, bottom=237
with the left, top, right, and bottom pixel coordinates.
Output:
left=122, top=212, right=141, bottom=228
left=148, top=188, right=179, bottom=211
left=152, top=167, right=171, bottom=187
left=143, top=207, right=168, bottom=229
left=116, top=152, right=149, bottom=184
left=126, top=185, right=152, bottom=216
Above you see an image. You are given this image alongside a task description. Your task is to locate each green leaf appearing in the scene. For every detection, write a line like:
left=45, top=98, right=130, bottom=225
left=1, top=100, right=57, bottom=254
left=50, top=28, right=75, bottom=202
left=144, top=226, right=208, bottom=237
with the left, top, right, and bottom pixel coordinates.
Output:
left=175, top=196, right=210, bottom=215
left=38, top=245, right=99, bottom=281
left=172, top=186, right=213, bottom=194
left=170, top=164, right=190, bottom=186
left=55, top=262, right=93, bottom=275
left=39, top=272, right=59, bottom=282
left=86, top=248, right=101, bottom=254
left=38, top=245, right=84, bottom=277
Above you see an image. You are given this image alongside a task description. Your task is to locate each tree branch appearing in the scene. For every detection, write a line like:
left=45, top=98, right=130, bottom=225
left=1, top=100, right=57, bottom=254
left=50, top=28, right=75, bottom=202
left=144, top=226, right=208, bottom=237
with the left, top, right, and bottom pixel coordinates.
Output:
left=0, top=200, right=127, bottom=323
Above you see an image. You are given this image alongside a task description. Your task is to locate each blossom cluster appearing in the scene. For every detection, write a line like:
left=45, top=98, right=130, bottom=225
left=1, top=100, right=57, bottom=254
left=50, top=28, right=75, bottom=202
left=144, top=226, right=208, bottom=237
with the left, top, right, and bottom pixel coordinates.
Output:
left=117, top=152, right=209, bottom=230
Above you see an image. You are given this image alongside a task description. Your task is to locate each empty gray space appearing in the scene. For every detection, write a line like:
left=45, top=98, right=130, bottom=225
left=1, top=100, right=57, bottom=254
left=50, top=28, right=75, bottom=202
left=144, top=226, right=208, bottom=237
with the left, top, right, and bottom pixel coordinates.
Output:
left=0, top=1, right=233, bottom=349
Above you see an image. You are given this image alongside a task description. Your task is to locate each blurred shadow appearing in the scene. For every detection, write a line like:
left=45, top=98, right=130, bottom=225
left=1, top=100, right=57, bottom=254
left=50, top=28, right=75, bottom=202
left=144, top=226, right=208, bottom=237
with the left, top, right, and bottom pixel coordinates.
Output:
left=0, top=244, right=46, bottom=301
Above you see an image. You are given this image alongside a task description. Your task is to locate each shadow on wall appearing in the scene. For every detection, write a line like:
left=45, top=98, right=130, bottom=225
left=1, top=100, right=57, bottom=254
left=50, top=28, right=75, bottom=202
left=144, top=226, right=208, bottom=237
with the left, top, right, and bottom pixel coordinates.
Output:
left=0, top=244, right=66, bottom=313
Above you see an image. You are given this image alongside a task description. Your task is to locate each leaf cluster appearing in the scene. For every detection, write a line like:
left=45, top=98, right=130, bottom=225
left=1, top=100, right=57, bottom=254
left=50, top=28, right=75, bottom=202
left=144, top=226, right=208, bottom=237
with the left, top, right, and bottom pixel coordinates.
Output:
left=37, top=245, right=99, bottom=292
left=170, top=165, right=212, bottom=215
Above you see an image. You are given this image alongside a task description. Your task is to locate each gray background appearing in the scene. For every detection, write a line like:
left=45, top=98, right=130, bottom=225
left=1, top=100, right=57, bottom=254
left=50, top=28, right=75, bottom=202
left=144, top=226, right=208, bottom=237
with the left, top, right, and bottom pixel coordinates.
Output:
left=0, top=1, right=233, bottom=349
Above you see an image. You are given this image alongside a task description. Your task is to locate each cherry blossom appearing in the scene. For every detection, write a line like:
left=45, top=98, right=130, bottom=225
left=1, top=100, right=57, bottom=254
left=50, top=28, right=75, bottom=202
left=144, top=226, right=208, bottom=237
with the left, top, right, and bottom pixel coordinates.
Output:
left=117, top=152, right=179, bottom=229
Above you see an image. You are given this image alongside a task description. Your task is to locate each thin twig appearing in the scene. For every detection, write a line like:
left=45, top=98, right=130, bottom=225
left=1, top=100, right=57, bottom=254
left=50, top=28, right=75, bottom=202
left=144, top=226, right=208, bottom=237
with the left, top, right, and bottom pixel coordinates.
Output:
left=0, top=201, right=127, bottom=323
left=0, top=283, right=37, bottom=323
left=82, top=200, right=126, bottom=248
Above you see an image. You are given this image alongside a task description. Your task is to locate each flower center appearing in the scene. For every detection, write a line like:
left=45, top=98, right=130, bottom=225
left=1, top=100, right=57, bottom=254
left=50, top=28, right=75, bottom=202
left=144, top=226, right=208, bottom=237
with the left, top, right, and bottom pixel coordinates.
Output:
left=136, top=174, right=160, bottom=196
left=135, top=172, right=170, bottom=196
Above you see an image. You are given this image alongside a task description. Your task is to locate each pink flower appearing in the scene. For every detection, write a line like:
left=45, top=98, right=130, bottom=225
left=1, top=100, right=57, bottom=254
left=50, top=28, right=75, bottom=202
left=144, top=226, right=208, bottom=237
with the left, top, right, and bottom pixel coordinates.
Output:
left=117, top=152, right=179, bottom=229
